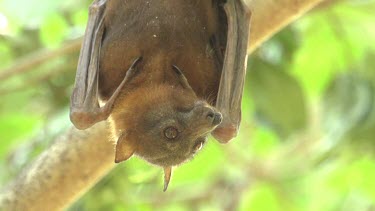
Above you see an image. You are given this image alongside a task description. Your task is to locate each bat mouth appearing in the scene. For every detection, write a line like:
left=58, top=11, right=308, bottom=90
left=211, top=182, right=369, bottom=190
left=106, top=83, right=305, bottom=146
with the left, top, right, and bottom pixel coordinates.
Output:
left=145, top=139, right=206, bottom=166
left=192, top=139, right=206, bottom=154
left=147, top=154, right=189, bottom=166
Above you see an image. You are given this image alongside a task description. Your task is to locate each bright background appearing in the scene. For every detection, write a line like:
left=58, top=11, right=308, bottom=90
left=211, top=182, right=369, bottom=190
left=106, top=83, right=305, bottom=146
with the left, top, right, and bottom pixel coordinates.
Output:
left=1, top=0, right=375, bottom=210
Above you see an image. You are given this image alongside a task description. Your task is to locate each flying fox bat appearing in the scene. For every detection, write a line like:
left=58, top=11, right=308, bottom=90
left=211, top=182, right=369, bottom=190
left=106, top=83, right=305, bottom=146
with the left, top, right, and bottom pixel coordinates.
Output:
left=70, top=0, right=251, bottom=191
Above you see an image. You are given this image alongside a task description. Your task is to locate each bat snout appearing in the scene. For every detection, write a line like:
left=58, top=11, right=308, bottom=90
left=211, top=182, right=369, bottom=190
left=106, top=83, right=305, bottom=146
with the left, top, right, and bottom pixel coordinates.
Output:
left=204, top=109, right=222, bottom=126
left=212, top=112, right=223, bottom=126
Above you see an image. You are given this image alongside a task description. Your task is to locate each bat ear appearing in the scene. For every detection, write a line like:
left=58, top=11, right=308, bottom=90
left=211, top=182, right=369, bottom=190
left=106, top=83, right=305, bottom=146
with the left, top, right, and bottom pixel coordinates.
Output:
left=171, top=65, right=195, bottom=94
left=115, top=133, right=136, bottom=163
left=163, top=166, right=172, bottom=192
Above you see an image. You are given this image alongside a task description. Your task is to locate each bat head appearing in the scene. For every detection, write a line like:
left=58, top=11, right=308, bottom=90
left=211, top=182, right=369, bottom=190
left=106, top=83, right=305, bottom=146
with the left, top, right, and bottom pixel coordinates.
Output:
left=110, top=65, right=222, bottom=190
left=114, top=97, right=222, bottom=163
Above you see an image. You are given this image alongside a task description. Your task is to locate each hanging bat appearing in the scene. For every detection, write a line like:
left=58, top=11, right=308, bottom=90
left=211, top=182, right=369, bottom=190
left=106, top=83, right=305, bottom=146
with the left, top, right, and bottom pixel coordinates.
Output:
left=70, top=0, right=251, bottom=191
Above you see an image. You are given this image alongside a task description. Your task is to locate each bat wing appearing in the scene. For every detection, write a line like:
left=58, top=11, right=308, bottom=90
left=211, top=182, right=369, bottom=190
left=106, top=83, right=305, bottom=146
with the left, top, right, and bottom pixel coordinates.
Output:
left=212, top=0, right=251, bottom=143
left=70, top=0, right=141, bottom=130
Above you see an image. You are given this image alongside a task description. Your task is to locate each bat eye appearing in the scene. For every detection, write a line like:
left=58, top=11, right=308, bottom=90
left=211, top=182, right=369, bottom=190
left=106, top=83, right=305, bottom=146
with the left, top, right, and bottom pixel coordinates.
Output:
left=164, top=127, right=178, bottom=140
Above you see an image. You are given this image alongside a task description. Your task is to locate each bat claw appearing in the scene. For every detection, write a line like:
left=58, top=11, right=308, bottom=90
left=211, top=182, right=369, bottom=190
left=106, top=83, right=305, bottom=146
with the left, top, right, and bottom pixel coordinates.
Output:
left=125, top=57, right=143, bottom=78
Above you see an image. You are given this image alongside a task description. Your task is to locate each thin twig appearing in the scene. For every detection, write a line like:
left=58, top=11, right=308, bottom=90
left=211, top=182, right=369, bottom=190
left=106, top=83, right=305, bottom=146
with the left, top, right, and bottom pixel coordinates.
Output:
left=0, top=38, right=82, bottom=81
left=0, top=66, right=69, bottom=95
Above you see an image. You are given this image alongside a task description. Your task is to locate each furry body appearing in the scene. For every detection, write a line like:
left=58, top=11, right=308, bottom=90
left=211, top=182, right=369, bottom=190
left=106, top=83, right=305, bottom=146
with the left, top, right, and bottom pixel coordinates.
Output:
left=99, top=0, right=224, bottom=101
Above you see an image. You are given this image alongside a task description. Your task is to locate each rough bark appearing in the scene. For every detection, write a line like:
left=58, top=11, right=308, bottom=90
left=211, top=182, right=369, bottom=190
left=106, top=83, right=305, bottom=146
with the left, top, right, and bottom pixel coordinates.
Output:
left=0, top=0, right=324, bottom=210
left=247, top=0, right=325, bottom=52
left=0, top=122, right=114, bottom=211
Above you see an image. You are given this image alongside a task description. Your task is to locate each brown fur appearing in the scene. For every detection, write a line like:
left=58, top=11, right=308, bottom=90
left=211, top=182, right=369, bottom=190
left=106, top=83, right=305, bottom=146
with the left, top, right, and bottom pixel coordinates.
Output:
left=99, top=0, right=221, bottom=100
left=95, top=0, right=225, bottom=167
left=69, top=0, right=251, bottom=191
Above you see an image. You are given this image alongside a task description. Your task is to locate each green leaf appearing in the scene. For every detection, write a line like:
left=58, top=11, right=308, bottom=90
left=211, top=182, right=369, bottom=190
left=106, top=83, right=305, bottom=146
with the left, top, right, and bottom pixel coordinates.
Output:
left=250, top=127, right=280, bottom=156
left=326, top=158, right=375, bottom=202
left=248, top=63, right=307, bottom=137
left=172, top=140, right=225, bottom=185
left=72, top=9, right=89, bottom=28
left=322, top=73, right=375, bottom=150
left=39, top=14, right=69, bottom=48
left=358, top=160, right=375, bottom=201
left=0, top=112, right=41, bottom=158
left=239, top=183, right=281, bottom=211
left=292, top=15, right=346, bottom=95
left=0, top=42, right=13, bottom=69
left=0, top=0, right=63, bottom=27
left=292, top=2, right=375, bottom=95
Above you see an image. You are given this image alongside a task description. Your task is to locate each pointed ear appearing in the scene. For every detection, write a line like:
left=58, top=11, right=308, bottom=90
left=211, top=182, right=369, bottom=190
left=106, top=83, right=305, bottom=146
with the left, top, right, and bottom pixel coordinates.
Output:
left=115, top=133, right=136, bottom=163
left=163, top=166, right=172, bottom=192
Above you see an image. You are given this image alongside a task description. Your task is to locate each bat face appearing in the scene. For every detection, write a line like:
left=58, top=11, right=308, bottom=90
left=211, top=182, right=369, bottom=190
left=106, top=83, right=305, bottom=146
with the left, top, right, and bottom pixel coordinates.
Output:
left=111, top=82, right=222, bottom=166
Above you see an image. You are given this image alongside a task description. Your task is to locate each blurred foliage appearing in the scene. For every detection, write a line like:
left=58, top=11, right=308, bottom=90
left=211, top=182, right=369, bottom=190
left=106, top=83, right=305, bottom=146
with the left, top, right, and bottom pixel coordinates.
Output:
left=0, top=0, right=375, bottom=210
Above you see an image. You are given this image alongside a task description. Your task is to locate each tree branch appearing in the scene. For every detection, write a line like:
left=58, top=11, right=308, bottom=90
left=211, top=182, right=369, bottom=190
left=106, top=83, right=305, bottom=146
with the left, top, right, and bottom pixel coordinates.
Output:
left=0, top=122, right=114, bottom=211
left=0, top=0, right=325, bottom=82
left=0, top=38, right=82, bottom=82
left=248, top=0, right=325, bottom=52
left=0, top=0, right=325, bottom=210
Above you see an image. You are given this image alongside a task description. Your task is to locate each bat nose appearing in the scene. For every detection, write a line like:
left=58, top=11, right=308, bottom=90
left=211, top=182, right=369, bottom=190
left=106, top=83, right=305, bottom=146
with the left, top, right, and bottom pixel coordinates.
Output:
left=205, top=110, right=222, bottom=126
left=212, top=112, right=222, bottom=125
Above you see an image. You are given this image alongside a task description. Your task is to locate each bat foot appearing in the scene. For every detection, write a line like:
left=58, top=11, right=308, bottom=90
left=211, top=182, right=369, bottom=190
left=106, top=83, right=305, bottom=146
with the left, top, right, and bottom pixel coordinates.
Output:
left=212, top=124, right=238, bottom=144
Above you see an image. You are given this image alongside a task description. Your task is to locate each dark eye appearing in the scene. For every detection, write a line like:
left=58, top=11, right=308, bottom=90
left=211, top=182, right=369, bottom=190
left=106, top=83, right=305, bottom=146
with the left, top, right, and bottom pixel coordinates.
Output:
left=164, top=127, right=178, bottom=139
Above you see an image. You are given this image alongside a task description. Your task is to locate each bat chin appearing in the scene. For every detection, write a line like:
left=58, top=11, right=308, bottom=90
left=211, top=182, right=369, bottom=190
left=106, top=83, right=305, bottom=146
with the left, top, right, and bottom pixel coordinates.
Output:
left=146, top=143, right=206, bottom=166
left=146, top=155, right=190, bottom=167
